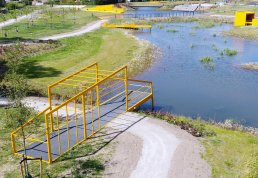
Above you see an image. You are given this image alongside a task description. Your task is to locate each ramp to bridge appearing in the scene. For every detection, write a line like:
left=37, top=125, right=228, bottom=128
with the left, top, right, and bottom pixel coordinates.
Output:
left=11, top=63, right=153, bottom=163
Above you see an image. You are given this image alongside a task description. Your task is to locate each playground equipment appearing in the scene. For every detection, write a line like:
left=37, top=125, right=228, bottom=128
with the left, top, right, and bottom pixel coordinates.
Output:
left=103, top=22, right=152, bottom=30
left=234, top=11, right=258, bottom=26
left=11, top=63, right=154, bottom=164
left=84, top=5, right=124, bottom=14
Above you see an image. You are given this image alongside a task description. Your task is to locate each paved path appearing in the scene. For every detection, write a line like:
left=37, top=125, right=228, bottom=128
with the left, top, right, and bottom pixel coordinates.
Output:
left=40, top=19, right=106, bottom=40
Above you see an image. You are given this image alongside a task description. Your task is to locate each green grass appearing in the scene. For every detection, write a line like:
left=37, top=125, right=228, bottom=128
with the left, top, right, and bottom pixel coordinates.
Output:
left=210, top=4, right=258, bottom=16
left=0, top=8, right=98, bottom=40
left=224, top=27, right=258, bottom=41
left=15, top=28, right=142, bottom=96
left=203, top=125, right=258, bottom=177
left=0, top=6, right=40, bottom=23
left=142, top=111, right=258, bottom=178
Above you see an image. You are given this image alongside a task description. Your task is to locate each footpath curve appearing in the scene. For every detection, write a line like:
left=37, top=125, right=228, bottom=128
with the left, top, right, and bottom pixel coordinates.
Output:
left=40, top=19, right=106, bottom=40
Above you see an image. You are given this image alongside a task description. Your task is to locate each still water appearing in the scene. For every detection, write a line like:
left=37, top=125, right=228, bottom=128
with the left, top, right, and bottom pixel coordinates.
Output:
left=135, top=22, right=258, bottom=127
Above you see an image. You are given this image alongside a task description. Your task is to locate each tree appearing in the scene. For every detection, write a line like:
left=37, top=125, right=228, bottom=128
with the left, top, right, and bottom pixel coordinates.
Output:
left=1, top=42, right=32, bottom=177
left=0, top=0, right=6, bottom=7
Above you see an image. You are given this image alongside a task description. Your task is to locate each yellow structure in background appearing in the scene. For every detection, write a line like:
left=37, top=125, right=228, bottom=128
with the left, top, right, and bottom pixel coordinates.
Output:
left=84, top=5, right=124, bottom=14
left=234, top=11, right=258, bottom=26
left=103, top=22, right=152, bottom=30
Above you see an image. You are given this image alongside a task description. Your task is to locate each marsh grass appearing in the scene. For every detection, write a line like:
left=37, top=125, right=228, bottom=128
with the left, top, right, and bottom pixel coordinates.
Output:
left=194, top=20, right=216, bottom=29
left=166, top=29, right=178, bottom=33
left=200, top=56, right=213, bottom=63
left=224, top=27, right=258, bottom=41
left=221, top=48, right=238, bottom=56
left=157, top=24, right=165, bottom=29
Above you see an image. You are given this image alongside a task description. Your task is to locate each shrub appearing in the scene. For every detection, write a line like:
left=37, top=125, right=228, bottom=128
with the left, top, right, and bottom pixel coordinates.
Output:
left=5, top=2, right=24, bottom=10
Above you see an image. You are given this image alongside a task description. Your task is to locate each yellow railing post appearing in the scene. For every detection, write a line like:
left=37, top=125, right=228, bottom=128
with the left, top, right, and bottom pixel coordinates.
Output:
left=48, top=86, right=54, bottom=132
left=125, top=67, right=129, bottom=111
left=90, top=90, right=94, bottom=134
left=56, top=110, right=61, bottom=155
left=96, top=64, right=101, bottom=129
left=82, top=94, right=87, bottom=140
left=65, top=105, right=71, bottom=149
left=11, top=133, right=17, bottom=153
left=150, top=82, right=154, bottom=111
left=96, top=84, right=101, bottom=129
left=45, top=114, right=52, bottom=164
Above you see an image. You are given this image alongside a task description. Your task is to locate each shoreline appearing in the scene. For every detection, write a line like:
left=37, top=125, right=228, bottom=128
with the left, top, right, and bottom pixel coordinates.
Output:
left=141, top=110, right=258, bottom=137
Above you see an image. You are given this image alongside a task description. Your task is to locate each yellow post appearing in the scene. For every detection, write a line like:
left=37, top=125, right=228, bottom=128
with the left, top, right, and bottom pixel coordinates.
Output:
left=40, top=158, right=43, bottom=178
left=65, top=105, right=71, bottom=149
left=150, top=82, right=154, bottom=111
left=56, top=110, right=61, bottom=155
left=90, top=90, right=94, bottom=134
left=96, top=84, right=101, bottom=129
left=11, top=133, right=17, bottom=153
left=125, top=67, right=129, bottom=111
left=45, top=114, right=52, bottom=164
left=48, top=86, right=54, bottom=132
left=74, top=100, right=78, bottom=143
left=82, top=94, right=87, bottom=139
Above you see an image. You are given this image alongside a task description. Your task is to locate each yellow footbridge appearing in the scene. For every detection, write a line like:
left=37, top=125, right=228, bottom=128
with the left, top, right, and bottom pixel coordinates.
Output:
left=103, top=22, right=152, bottom=30
left=11, top=63, right=154, bottom=164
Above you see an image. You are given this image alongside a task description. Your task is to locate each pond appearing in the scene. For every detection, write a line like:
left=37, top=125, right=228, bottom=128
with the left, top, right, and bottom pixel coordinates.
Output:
left=135, top=22, right=258, bottom=127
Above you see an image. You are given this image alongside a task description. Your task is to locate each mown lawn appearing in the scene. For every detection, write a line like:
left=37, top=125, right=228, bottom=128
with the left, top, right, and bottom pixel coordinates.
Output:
left=0, top=8, right=98, bottom=40
left=202, top=125, right=258, bottom=178
left=20, top=28, right=139, bottom=96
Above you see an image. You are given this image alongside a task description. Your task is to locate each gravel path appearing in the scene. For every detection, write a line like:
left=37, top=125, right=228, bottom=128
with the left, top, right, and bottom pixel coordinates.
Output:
left=104, top=112, right=211, bottom=178
left=40, top=19, right=106, bottom=40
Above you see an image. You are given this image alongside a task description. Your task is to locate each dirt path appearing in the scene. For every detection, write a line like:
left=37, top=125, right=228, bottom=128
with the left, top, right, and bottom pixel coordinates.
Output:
left=40, top=19, right=106, bottom=40
left=104, top=112, right=211, bottom=178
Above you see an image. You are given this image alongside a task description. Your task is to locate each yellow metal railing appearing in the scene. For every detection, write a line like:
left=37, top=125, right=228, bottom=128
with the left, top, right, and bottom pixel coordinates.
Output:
left=11, top=63, right=154, bottom=164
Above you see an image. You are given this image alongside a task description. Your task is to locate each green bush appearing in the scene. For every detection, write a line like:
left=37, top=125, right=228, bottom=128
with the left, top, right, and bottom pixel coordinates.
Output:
left=5, top=2, right=24, bottom=10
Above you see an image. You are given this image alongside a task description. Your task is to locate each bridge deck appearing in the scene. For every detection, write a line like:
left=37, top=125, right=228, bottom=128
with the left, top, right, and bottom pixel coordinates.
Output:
left=18, top=90, right=149, bottom=161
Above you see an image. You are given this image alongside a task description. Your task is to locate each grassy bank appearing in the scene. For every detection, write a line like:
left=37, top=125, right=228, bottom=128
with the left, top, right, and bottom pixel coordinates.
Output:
left=142, top=111, right=258, bottom=178
left=0, top=27, right=156, bottom=97
left=210, top=4, right=258, bottom=16
left=224, top=26, right=258, bottom=41
left=0, top=8, right=97, bottom=40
